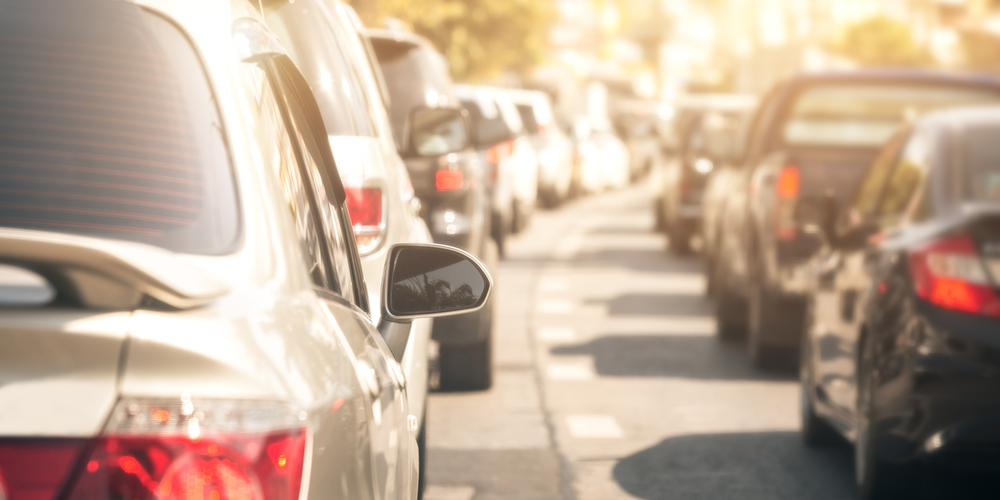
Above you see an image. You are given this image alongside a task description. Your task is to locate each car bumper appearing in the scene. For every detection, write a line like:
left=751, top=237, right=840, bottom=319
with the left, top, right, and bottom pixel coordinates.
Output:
left=873, top=304, right=1000, bottom=464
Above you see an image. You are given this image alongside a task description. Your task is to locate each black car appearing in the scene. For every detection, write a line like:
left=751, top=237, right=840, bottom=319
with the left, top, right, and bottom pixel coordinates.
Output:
left=799, top=107, right=1000, bottom=499
left=711, top=70, right=1000, bottom=367
left=366, top=29, right=495, bottom=390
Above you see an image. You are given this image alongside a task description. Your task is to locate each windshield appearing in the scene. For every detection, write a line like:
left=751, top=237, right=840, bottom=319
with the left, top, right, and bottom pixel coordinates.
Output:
left=0, top=0, right=239, bottom=254
left=371, top=39, right=454, bottom=148
left=783, top=83, right=1000, bottom=148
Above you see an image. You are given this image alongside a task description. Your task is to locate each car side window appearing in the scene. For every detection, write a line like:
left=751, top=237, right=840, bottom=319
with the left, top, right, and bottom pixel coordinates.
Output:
left=850, top=130, right=909, bottom=222
left=877, top=129, right=931, bottom=224
left=268, top=58, right=361, bottom=306
left=249, top=63, right=334, bottom=291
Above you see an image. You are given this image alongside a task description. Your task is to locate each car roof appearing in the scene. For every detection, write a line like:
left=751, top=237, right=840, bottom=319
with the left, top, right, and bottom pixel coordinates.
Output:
left=784, top=68, right=1000, bottom=88
left=366, top=28, right=432, bottom=50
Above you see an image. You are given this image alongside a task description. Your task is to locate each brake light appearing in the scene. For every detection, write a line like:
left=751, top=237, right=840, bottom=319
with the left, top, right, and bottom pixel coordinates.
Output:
left=0, top=439, right=88, bottom=500
left=344, top=186, right=384, bottom=254
left=64, top=398, right=307, bottom=500
left=775, top=165, right=800, bottom=240
left=537, top=123, right=548, bottom=136
left=486, top=140, right=514, bottom=165
left=436, top=170, right=463, bottom=191
left=909, top=234, right=1000, bottom=319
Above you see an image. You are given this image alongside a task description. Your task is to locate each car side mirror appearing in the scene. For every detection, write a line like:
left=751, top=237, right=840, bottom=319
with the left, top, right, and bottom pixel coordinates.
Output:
left=405, top=107, right=471, bottom=157
left=377, top=243, right=492, bottom=361
left=795, top=192, right=838, bottom=244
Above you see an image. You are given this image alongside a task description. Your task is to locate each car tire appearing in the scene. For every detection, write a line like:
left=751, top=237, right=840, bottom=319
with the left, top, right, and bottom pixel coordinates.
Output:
left=491, top=211, right=507, bottom=259
left=668, top=224, right=692, bottom=255
left=856, top=335, right=922, bottom=500
left=801, top=339, right=839, bottom=447
left=713, top=262, right=747, bottom=341
left=438, top=297, right=493, bottom=391
left=416, top=411, right=427, bottom=500
left=654, top=197, right=665, bottom=232
left=748, top=279, right=802, bottom=370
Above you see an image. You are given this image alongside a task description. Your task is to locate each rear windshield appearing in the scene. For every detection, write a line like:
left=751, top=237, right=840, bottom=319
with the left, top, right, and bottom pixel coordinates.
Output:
left=371, top=39, right=453, bottom=147
left=461, top=97, right=514, bottom=147
left=961, top=124, right=1000, bottom=202
left=783, top=83, right=1000, bottom=148
left=516, top=104, right=539, bottom=135
left=0, top=0, right=239, bottom=254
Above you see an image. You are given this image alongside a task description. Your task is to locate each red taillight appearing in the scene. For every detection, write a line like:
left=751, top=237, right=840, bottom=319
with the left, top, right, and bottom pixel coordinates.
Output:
left=486, top=140, right=514, bottom=165
left=775, top=165, right=800, bottom=241
left=0, top=439, right=88, bottom=500
left=65, top=432, right=305, bottom=500
left=909, top=234, right=1000, bottom=319
left=536, top=123, right=548, bottom=136
left=60, top=398, right=308, bottom=500
left=436, top=170, right=463, bottom=191
left=344, top=186, right=384, bottom=254
left=776, top=166, right=799, bottom=198
left=344, top=187, right=383, bottom=228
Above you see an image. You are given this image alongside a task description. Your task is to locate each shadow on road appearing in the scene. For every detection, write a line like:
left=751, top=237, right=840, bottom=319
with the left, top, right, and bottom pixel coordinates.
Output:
left=550, top=334, right=795, bottom=381
left=586, top=293, right=713, bottom=317
left=613, top=431, right=856, bottom=500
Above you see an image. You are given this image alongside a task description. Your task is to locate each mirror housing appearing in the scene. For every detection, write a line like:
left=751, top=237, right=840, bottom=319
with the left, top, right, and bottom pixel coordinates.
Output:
left=403, top=107, right=471, bottom=157
left=376, top=243, right=492, bottom=361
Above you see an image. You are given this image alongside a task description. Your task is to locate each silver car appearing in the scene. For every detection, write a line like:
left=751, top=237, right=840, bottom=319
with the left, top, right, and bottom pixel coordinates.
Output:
left=0, top=1, right=489, bottom=498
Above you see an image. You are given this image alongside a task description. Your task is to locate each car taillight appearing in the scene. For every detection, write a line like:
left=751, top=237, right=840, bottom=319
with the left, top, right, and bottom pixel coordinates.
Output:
left=64, top=398, right=307, bottom=500
left=436, top=170, right=463, bottom=191
left=345, top=186, right=384, bottom=255
left=775, top=165, right=800, bottom=241
left=0, top=439, right=89, bottom=500
left=536, top=123, right=548, bottom=136
left=486, top=140, right=514, bottom=165
left=909, top=234, right=1000, bottom=319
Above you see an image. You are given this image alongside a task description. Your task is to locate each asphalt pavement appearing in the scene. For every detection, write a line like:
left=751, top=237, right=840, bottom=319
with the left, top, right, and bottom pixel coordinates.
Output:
left=422, top=183, right=858, bottom=500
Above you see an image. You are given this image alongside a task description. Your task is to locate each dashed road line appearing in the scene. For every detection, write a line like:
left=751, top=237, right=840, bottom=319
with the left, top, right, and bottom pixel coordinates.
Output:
left=566, top=415, right=624, bottom=439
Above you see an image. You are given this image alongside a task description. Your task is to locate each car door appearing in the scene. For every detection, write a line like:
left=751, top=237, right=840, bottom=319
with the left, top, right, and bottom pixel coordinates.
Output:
left=261, top=56, right=413, bottom=499
left=813, top=130, right=911, bottom=420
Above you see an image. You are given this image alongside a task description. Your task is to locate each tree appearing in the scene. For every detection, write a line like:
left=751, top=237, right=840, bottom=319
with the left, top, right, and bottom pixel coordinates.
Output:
left=350, top=0, right=554, bottom=81
left=829, top=16, right=932, bottom=67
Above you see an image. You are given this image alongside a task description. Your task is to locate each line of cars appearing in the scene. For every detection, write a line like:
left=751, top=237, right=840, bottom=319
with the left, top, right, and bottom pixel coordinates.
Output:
left=676, top=69, right=1000, bottom=498
left=0, top=0, right=494, bottom=498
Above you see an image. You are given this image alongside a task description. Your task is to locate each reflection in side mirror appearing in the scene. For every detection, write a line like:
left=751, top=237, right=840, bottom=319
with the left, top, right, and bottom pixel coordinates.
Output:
left=409, top=107, right=471, bottom=157
left=383, top=243, right=491, bottom=319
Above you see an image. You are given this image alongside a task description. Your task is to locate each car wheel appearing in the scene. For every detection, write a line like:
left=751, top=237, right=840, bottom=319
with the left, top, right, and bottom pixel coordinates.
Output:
left=704, top=253, right=716, bottom=297
left=416, top=410, right=427, bottom=500
left=511, top=200, right=524, bottom=234
left=855, top=335, right=921, bottom=500
left=713, top=261, right=747, bottom=341
left=801, top=339, right=839, bottom=446
left=654, top=197, right=665, bottom=232
left=747, top=279, right=802, bottom=370
left=491, top=211, right=506, bottom=259
left=438, top=299, right=493, bottom=391
left=668, top=224, right=692, bottom=255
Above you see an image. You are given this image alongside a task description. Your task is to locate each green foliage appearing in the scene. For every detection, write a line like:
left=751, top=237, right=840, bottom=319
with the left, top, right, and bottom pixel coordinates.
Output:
left=829, top=16, right=932, bottom=67
left=351, top=0, right=554, bottom=81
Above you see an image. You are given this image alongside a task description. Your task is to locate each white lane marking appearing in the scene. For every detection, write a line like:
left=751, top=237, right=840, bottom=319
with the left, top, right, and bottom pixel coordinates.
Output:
left=539, top=277, right=569, bottom=291
left=537, top=327, right=576, bottom=342
left=424, top=485, right=475, bottom=500
left=538, top=300, right=573, bottom=314
left=552, top=233, right=583, bottom=260
left=546, top=361, right=594, bottom=381
left=566, top=415, right=624, bottom=438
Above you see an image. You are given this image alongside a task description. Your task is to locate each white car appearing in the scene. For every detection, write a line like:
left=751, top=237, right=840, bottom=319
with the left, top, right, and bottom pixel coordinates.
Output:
left=0, top=1, right=490, bottom=499
left=508, top=89, right=574, bottom=207
left=260, top=0, right=443, bottom=487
